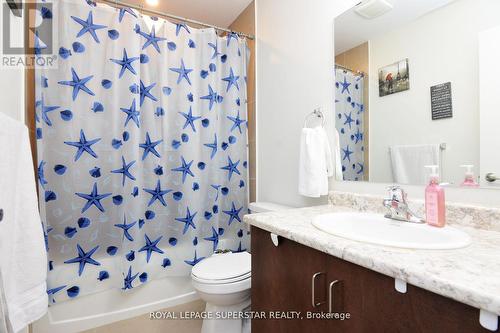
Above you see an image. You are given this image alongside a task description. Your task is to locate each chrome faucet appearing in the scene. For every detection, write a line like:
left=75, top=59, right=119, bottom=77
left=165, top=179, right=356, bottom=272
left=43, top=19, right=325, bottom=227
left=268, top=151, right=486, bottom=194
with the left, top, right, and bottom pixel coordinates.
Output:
left=383, top=186, right=424, bottom=223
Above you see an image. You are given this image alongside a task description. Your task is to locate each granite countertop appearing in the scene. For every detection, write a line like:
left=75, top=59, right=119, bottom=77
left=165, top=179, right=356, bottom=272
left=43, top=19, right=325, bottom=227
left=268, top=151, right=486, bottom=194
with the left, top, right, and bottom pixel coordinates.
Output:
left=243, top=204, right=500, bottom=316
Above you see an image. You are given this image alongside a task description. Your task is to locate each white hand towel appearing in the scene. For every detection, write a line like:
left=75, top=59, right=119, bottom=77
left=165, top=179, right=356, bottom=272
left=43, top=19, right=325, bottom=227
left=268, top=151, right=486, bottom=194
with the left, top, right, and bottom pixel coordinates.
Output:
left=299, top=126, right=335, bottom=197
left=389, top=144, right=440, bottom=185
left=0, top=113, right=48, bottom=333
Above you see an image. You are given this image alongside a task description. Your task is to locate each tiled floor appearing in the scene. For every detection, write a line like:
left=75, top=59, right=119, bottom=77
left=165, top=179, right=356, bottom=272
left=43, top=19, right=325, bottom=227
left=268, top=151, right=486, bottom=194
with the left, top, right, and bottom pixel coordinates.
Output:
left=82, top=300, right=205, bottom=333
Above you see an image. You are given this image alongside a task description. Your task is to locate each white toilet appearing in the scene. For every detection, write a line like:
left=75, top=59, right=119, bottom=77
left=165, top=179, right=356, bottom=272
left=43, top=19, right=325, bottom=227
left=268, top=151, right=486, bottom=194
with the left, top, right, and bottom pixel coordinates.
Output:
left=191, top=202, right=291, bottom=333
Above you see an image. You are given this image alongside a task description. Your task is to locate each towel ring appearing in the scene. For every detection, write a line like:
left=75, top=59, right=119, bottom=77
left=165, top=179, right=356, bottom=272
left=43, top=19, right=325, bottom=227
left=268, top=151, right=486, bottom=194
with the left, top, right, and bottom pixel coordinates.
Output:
left=304, top=108, right=325, bottom=128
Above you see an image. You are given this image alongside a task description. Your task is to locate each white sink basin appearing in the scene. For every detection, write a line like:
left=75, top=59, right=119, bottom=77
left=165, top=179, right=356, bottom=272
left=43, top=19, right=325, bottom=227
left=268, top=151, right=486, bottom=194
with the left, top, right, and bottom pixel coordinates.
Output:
left=312, top=212, right=471, bottom=250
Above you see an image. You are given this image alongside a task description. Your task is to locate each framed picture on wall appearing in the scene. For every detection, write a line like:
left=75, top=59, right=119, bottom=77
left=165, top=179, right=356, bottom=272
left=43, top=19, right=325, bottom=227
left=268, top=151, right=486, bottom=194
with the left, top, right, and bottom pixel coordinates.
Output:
left=378, top=58, right=410, bottom=97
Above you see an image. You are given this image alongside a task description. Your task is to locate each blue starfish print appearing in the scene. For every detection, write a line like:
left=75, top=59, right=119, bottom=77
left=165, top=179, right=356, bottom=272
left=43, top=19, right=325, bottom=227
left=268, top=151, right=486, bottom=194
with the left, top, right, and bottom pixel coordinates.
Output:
left=175, top=23, right=190, bottom=36
left=184, top=250, right=205, bottom=266
left=203, top=227, right=219, bottom=251
left=47, top=285, right=67, bottom=296
left=222, top=67, right=240, bottom=92
left=342, top=145, right=353, bottom=162
left=139, top=234, right=164, bottom=263
left=353, top=128, right=363, bottom=144
left=39, top=94, right=59, bottom=126
left=120, top=98, right=140, bottom=128
left=64, top=244, right=100, bottom=276
left=71, top=11, right=106, bottom=43
left=118, top=7, right=136, bottom=22
left=223, top=202, right=243, bottom=225
left=138, top=25, right=166, bottom=53
left=208, top=41, right=220, bottom=59
left=221, top=157, right=241, bottom=181
left=344, top=112, right=354, bottom=129
left=64, top=129, right=101, bottom=161
left=339, top=77, right=351, bottom=94
left=227, top=110, right=246, bottom=134
left=75, top=182, right=112, bottom=213
left=169, top=59, right=193, bottom=85
left=122, top=266, right=139, bottom=290
left=200, top=85, right=218, bottom=111
left=139, top=80, right=157, bottom=106
left=110, top=49, right=139, bottom=78
left=143, top=180, right=172, bottom=207
left=226, top=32, right=238, bottom=47
left=204, top=134, right=218, bottom=159
left=171, top=156, right=194, bottom=183
left=233, top=241, right=246, bottom=253
left=58, top=67, right=95, bottom=101
left=179, top=106, right=201, bottom=132
left=38, top=161, right=48, bottom=188
left=175, top=207, right=197, bottom=234
left=139, top=132, right=162, bottom=160
left=111, top=156, right=136, bottom=186
left=114, top=216, right=137, bottom=242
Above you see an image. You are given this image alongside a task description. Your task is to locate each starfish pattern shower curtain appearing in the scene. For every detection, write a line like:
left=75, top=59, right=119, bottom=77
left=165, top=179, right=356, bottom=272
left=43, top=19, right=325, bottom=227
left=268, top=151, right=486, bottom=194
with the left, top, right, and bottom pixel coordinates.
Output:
left=335, top=69, right=365, bottom=181
left=35, top=0, right=249, bottom=303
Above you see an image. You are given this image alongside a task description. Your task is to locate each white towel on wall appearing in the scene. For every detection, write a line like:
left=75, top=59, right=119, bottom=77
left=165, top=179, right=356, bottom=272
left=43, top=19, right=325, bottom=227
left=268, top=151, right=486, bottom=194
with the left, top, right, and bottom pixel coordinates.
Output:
left=0, top=113, right=48, bottom=333
left=389, top=144, right=440, bottom=185
left=299, top=126, right=341, bottom=197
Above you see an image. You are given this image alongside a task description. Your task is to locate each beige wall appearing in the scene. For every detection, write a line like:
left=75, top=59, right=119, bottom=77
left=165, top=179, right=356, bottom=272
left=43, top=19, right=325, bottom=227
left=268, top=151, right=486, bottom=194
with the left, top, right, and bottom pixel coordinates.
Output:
left=229, top=1, right=256, bottom=202
left=335, top=42, right=370, bottom=180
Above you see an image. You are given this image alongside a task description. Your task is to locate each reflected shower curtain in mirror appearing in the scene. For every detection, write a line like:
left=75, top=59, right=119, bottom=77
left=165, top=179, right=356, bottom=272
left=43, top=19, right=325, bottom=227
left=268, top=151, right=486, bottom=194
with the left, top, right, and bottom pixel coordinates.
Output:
left=35, top=0, right=249, bottom=303
left=334, top=69, right=365, bottom=181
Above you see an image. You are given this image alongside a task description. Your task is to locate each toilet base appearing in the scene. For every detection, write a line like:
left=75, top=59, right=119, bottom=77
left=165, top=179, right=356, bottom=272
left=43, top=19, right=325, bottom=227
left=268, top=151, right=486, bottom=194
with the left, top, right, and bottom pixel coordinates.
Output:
left=201, top=298, right=251, bottom=333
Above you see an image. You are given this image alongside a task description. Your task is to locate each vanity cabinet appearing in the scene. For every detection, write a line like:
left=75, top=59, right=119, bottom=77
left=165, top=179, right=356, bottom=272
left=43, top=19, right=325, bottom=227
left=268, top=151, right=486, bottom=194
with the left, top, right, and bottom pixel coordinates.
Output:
left=251, top=227, right=498, bottom=333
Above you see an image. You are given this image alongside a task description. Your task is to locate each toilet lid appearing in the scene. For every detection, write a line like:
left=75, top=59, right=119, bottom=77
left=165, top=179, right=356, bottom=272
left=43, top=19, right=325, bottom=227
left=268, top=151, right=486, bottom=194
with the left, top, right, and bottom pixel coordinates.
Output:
left=191, top=252, right=251, bottom=282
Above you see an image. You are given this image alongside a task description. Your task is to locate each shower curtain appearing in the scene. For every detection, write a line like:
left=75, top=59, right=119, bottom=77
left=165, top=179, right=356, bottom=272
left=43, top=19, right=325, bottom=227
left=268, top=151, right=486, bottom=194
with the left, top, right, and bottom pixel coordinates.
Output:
left=334, top=69, right=365, bottom=181
left=35, top=0, right=249, bottom=303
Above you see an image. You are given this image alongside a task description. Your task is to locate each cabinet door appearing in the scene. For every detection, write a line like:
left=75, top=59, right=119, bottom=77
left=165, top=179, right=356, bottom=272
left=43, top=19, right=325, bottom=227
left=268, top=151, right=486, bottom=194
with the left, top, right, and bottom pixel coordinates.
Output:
left=325, top=255, right=365, bottom=332
left=326, top=255, right=497, bottom=333
left=251, top=227, right=328, bottom=333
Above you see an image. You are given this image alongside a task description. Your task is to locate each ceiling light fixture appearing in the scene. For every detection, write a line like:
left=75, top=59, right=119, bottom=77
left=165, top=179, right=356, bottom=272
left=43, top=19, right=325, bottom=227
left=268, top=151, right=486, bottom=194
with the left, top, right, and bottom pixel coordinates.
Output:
left=355, top=0, right=393, bottom=19
left=145, top=0, right=159, bottom=6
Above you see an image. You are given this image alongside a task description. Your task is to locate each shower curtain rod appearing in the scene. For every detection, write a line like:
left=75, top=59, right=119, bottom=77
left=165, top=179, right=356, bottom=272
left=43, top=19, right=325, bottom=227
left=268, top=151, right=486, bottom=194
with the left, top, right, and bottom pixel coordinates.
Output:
left=98, top=0, right=255, bottom=40
left=335, top=63, right=365, bottom=76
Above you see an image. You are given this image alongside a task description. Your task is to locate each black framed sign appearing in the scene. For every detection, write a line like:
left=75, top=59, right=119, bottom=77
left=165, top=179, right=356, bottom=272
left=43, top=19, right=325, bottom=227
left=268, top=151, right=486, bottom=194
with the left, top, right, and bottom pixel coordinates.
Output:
left=430, top=82, right=453, bottom=120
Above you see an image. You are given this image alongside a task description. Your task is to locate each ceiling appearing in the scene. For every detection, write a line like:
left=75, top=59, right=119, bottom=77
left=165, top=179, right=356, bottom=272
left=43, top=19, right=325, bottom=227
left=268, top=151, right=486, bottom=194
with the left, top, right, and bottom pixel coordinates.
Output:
left=335, top=0, right=456, bottom=55
left=123, top=0, right=253, bottom=28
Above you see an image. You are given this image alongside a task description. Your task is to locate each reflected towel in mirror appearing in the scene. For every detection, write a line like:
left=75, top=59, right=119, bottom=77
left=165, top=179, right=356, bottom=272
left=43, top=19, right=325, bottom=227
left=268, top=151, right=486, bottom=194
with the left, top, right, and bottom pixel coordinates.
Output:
left=389, top=144, right=440, bottom=185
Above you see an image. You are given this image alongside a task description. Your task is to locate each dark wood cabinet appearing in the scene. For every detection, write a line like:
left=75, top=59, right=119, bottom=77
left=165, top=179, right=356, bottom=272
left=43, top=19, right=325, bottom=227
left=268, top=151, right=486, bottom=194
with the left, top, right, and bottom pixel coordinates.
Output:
left=251, top=226, right=327, bottom=332
left=251, top=226, right=499, bottom=333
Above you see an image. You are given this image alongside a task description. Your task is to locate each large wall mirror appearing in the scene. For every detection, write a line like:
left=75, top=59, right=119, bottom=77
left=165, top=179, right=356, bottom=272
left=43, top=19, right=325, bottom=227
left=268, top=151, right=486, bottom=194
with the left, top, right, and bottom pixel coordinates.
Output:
left=334, top=0, right=500, bottom=189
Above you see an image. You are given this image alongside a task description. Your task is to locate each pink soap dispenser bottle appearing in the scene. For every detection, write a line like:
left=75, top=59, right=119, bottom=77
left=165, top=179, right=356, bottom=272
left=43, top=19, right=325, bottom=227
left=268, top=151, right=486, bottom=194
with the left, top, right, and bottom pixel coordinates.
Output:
left=460, top=165, right=479, bottom=187
left=424, top=165, right=446, bottom=227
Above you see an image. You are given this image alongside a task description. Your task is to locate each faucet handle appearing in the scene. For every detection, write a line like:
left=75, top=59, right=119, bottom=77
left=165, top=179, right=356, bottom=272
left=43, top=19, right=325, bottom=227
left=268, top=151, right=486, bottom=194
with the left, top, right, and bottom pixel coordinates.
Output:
left=386, top=185, right=407, bottom=203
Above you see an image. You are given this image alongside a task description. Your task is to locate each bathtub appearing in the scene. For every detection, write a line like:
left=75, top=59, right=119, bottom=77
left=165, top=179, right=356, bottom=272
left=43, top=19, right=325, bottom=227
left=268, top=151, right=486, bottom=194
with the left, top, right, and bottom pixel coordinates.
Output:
left=32, top=276, right=199, bottom=333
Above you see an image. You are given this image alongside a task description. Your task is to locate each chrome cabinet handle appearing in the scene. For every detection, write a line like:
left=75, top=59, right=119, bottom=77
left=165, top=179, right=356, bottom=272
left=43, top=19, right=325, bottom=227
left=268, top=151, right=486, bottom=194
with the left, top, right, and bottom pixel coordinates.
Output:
left=328, top=280, right=339, bottom=313
left=486, top=173, right=499, bottom=182
left=311, top=272, right=326, bottom=308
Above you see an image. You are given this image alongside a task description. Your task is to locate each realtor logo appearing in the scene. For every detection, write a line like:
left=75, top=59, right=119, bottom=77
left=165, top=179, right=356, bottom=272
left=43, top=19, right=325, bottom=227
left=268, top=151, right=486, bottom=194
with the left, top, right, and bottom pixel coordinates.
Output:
left=1, top=0, right=58, bottom=68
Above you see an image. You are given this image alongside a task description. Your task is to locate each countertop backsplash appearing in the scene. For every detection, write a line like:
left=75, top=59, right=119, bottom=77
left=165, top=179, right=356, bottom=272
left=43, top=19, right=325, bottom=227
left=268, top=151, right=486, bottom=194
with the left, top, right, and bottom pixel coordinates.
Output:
left=328, top=191, right=500, bottom=232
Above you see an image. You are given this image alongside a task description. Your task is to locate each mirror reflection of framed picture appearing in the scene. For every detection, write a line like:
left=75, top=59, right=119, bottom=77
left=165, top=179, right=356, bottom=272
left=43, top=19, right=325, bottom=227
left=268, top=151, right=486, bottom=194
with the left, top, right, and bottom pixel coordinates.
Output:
left=378, top=58, right=410, bottom=97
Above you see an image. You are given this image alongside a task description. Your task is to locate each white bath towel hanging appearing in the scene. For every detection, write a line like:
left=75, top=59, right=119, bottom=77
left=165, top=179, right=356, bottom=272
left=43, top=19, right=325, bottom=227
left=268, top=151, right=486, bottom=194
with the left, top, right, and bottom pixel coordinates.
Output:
left=299, top=126, right=341, bottom=197
left=0, top=113, right=48, bottom=333
left=389, top=144, right=440, bottom=185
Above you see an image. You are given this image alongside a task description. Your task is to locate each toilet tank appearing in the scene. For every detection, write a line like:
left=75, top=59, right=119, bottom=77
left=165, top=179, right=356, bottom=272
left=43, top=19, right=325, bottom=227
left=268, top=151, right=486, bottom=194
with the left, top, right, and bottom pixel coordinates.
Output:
left=248, top=202, right=292, bottom=213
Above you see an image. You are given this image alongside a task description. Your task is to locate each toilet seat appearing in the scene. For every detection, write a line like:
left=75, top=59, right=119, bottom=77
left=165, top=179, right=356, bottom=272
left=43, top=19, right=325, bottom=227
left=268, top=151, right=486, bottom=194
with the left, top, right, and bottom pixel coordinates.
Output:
left=192, top=271, right=251, bottom=285
left=191, top=252, right=251, bottom=294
